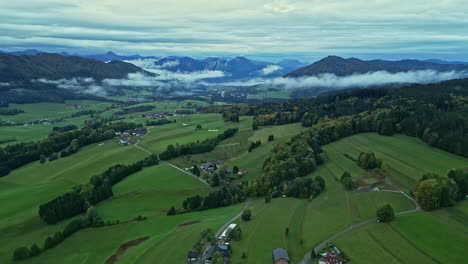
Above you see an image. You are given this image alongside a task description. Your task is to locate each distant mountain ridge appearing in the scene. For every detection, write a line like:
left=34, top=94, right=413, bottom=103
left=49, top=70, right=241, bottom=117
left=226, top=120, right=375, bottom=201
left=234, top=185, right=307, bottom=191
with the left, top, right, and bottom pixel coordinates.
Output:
left=0, top=53, right=149, bottom=82
left=153, top=56, right=302, bottom=79
left=0, top=53, right=152, bottom=105
left=285, top=56, right=468, bottom=77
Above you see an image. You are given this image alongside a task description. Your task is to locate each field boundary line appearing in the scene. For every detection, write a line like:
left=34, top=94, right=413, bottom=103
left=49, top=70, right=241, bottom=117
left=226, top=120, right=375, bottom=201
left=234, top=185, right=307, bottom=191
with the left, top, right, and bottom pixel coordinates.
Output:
left=133, top=127, right=209, bottom=186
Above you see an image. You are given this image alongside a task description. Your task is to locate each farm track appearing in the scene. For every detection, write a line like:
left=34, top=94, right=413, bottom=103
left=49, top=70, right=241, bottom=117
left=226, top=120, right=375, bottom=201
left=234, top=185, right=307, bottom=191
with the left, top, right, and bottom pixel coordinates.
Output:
left=298, top=189, right=422, bottom=264
left=133, top=126, right=209, bottom=186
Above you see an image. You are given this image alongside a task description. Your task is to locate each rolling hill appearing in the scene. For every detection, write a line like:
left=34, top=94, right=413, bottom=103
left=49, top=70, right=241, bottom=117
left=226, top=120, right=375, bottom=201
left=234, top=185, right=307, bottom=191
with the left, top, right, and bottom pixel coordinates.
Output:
left=285, top=55, right=468, bottom=77
left=0, top=53, right=149, bottom=82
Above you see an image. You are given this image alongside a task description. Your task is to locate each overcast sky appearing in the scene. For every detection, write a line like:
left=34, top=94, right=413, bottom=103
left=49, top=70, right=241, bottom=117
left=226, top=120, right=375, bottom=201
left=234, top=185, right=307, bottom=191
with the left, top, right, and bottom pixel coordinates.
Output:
left=1, top=0, right=467, bottom=62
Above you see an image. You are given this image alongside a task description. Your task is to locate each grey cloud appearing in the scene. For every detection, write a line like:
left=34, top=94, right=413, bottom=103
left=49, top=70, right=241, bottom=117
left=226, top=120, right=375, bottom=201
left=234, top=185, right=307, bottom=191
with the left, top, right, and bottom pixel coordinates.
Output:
left=35, top=77, right=106, bottom=96
left=207, top=70, right=468, bottom=89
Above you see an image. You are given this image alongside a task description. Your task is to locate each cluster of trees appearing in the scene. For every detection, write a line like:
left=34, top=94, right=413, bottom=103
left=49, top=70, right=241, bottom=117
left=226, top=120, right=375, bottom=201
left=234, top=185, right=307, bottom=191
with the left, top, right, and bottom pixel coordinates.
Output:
left=340, top=172, right=356, bottom=190
left=145, top=118, right=175, bottom=126
left=252, top=112, right=301, bottom=127
left=159, top=128, right=238, bottom=160
left=0, top=119, right=143, bottom=176
left=39, top=155, right=159, bottom=224
left=51, top=125, right=78, bottom=133
left=0, top=108, right=24, bottom=115
left=113, top=105, right=154, bottom=115
left=241, top=208, right=252, bottom=221
left=256, top=130, right=323, bottom=196
left=248, top=140, right=261, bottom=152
left=175, top=109, right=195, bottom=115
left=268, top=135, right=274, bottom=142
left=181, top=185, right=247, bottom=212
left=357, top=152, right=382, bottom=170
left=192, top=228, right=216, bottom=254
left=284, top=176, right=325, bottom=199
left=222, top=109, right=240, bottom=122
left=376, top=204, right=395, bottom=222
left=414, top=171, right=465, bottom=211
left=70, top=109, right=98, bottom=117
left=13, top=206, right=104, bottom=261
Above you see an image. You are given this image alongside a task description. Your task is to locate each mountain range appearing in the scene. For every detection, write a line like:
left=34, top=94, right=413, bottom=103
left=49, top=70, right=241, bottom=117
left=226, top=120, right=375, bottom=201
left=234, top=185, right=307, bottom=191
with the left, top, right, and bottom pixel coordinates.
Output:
left=153, top=56, right=306, bottom=79
left=0, top=50, right=307, bottom=79
left=286, top=56, right=468, bottom=77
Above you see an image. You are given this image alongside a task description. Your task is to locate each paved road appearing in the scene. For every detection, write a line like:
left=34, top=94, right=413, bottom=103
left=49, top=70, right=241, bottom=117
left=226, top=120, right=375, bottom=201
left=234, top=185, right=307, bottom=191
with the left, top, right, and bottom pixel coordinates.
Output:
left=298, top=190, right=422, bottom=264
left=215, top=200, right=250, bottom=238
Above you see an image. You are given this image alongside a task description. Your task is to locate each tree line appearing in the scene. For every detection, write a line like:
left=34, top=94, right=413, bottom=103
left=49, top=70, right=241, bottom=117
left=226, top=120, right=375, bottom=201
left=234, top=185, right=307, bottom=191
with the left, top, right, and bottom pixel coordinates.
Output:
left=13, top=206, right=106, bottom=261
left=201, top=80, right=468, bottom=157
left=145, top=118, right=175, bottom=126
left=0, top=118, right=142, bottom=177
left=39, top=154, right=159, bottom=224
left=0, top=108, right=24, bottom=115
left=158, top=128, right=238, bottom=160
left=179, top=185, right=247, bottom=213
left=113, top=105, right=155, bottom=115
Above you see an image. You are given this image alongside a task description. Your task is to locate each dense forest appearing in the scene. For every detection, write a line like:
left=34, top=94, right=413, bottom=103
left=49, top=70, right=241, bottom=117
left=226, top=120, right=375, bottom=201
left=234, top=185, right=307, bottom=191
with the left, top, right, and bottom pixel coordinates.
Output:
left=203, top=79, right=468, bottom=158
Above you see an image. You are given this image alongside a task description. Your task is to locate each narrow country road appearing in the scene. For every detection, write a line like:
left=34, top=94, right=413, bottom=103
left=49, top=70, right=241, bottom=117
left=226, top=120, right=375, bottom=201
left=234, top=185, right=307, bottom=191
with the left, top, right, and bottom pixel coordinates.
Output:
left=298, top=189, right=422, bottom=264
left=132, top=126, right=209, bottom=186
left=215, top=200, right=250, bottom=238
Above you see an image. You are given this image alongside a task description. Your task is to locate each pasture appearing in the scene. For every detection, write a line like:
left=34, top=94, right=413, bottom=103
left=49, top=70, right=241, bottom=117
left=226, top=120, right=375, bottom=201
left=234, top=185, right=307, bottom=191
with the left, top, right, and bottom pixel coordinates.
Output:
left=334, top=202, right=468, bottom=264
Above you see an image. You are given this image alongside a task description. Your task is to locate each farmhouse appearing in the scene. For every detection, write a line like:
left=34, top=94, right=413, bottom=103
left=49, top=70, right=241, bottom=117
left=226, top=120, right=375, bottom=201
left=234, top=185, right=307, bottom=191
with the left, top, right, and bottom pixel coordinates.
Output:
left=201, top=162, right=217, bottom=173
left=273, top=248, right=289, bottom=264
left=319, top=252, right=343, bottom=264
left=205, top=244, right=231, bottom=263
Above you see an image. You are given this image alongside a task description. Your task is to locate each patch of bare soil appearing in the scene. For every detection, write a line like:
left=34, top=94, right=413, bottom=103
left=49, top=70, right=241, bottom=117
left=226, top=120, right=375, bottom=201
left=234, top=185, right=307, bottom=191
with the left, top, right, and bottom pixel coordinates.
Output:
left=179, top=220, right=200, bottom=227
left=105, top=236, right=150, bottom=264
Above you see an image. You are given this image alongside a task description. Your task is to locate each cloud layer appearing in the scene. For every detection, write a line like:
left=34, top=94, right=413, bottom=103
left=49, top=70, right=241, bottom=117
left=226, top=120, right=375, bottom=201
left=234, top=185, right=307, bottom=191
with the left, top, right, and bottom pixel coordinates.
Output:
left=35, top=58, right=227, bottom=96
left=207, top=70, right=468, bottom=89
left=0, top=0, right=467, bottom=61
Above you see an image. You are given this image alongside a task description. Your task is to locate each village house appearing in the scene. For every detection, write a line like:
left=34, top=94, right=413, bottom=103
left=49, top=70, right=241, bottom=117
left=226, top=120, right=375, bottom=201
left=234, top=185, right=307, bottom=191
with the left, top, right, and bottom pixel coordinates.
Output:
left=319, top=252, right=343, bottom=264
left=273, top=248, right=289, bottom=264
left=205, top=244, right=231, bottom=264
left=201, top=162, right=217, bottom=174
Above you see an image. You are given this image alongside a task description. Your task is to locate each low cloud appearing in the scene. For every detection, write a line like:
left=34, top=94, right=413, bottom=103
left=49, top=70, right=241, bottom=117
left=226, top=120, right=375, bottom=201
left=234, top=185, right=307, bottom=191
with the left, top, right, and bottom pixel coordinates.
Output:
left=35, top=77, right=107, bottom=96
left=33, top=58, right=226, bottom=97
left=0, top=82, right=10, bottom=87
left=158, top=60, right=180, bottom=69
left=261, top=65, right=282, bottom=75
left=206, top=70, right=467, bottom=89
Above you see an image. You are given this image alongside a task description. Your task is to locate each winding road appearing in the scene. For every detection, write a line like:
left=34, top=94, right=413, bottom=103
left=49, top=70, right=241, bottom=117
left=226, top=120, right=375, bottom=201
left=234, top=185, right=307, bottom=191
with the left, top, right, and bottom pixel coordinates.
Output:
left=298, top=189, right=421, bottom=264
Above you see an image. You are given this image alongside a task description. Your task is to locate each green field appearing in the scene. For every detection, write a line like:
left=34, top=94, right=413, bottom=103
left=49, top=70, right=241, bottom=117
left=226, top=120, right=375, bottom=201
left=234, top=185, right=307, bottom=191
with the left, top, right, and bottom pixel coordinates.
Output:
left=2, top=108, right=468, bottom=264
left=335, top=201, right=468, bottom=264
left=1, top=100, right=112, bottom=123
left=140, top=114, right=253, bottom=154
left=170, top=122, right=307, bottom=182
left=229, top=133, right=468, bottom=263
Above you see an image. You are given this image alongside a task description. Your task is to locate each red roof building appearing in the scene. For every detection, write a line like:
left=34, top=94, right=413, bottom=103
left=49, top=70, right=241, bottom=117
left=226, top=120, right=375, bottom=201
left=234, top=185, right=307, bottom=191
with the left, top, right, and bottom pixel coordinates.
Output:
left=319, top=252, right=342, bottom=264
